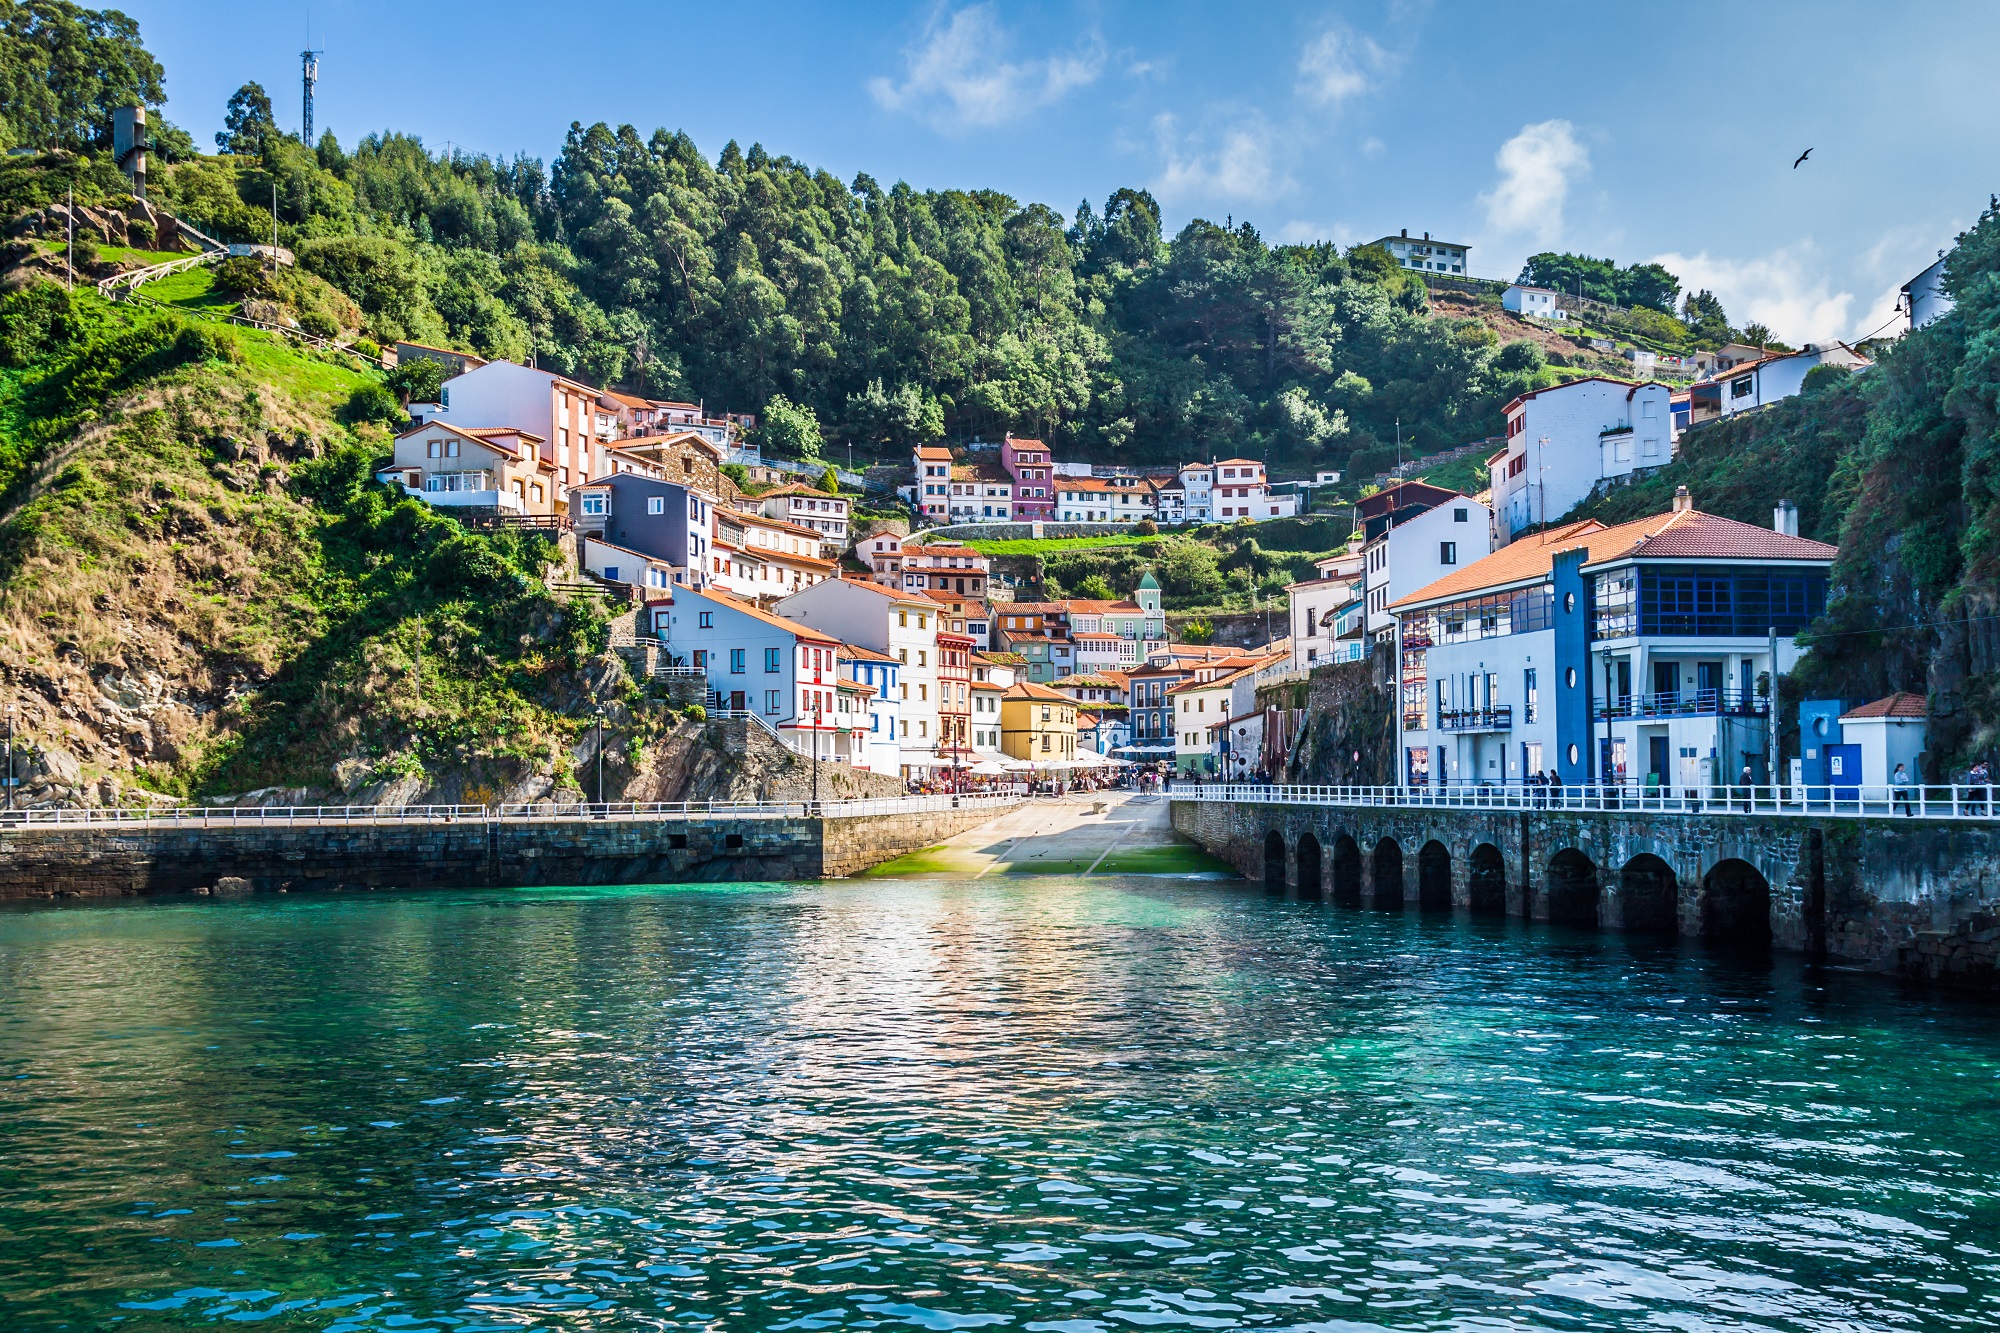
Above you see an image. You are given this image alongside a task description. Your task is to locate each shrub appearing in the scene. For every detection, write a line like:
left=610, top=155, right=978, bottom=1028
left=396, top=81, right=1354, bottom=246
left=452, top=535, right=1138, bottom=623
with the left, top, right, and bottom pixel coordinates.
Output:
left=683, top=703, right=706, bottom=722
left=1132, top=518, right=1158, bottom=536
left=341, top=381, right=404, bottom=426
left=297, top=310, right=338, bottom=339
left=212, top=255, right=278, bottom=300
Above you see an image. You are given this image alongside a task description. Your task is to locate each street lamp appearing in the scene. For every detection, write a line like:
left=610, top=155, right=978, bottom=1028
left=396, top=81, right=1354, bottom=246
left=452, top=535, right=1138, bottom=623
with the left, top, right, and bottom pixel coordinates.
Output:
left=5, top=702, right=14, bottom=812
left=811, top=697, right=823, bottom=811
left=592, top=705, right=606, bottom=806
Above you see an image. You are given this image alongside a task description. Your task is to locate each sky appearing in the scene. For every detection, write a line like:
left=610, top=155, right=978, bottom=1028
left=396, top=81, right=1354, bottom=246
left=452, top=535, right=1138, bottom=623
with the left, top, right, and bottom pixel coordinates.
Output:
left=122, top=0, right=2000, bottom=346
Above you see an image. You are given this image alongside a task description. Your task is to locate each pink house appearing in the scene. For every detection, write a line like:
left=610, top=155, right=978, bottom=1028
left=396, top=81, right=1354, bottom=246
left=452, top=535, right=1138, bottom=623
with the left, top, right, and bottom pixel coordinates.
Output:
left=1001, top=434, right=1055, bottom=519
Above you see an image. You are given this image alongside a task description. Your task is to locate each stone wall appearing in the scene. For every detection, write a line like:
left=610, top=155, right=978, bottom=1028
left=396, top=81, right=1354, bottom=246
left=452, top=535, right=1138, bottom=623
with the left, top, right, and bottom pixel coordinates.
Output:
left=1171, top=798, right=2000, bottom=991
left=0, top=800, right=1018, bottom=901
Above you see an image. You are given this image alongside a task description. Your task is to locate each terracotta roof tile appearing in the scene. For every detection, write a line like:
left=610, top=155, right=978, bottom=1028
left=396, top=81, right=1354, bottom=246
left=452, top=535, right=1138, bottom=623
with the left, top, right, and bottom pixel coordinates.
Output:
left=1390, top=510, right=1836, bottom=611
left=1840, top=692, right=1927, bottom=721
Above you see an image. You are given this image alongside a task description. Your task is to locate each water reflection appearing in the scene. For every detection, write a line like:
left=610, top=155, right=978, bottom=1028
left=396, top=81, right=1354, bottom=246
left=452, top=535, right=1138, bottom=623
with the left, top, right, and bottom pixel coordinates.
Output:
left=0, top=879, right=1995, bottom=1330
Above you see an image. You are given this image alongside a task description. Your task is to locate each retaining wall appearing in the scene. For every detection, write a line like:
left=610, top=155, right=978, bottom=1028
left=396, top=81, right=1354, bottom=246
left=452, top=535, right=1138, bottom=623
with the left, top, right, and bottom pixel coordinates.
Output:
left=0, top=801, right=1014, bottom=900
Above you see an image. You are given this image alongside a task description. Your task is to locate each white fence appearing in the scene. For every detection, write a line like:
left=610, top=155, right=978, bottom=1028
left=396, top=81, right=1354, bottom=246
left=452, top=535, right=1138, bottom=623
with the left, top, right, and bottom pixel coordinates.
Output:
left=1172, top=782, right=2000, bottom=821
left=0, top=792, right=1025, bottom=829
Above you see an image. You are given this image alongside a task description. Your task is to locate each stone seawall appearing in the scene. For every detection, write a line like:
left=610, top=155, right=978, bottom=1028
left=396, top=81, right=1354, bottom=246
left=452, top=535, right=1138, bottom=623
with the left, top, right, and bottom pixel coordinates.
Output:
left=1172, top=798, right=2000, bottom=991
left=0, top=802, right=1014, bottom=900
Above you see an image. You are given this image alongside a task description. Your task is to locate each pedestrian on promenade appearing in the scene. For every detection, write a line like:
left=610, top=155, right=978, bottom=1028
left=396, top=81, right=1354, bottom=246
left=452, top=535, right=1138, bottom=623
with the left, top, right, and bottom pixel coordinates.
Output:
left=1893, top=762, right=1914, bottom=816
left=1970, top=759, right=1990, bottom=815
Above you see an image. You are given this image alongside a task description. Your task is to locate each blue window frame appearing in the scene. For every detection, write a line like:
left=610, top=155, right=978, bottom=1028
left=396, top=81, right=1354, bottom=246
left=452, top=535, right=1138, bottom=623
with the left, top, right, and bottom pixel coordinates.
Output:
left=730, top=648, right=745, bottom=674
left=764, top=647, right=781, bottom=672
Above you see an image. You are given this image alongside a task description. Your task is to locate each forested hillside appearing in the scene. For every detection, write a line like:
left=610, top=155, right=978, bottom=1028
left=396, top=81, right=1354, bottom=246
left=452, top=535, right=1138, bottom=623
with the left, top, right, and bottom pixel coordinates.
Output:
left=139, top=124, right=1571, bottom=473
left=1574, top=198, right=2000, bottom=776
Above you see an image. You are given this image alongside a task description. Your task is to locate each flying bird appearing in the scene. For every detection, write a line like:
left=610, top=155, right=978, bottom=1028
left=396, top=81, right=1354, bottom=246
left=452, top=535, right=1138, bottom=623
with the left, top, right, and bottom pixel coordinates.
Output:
left=1793, top=148, right=1813, bottom=169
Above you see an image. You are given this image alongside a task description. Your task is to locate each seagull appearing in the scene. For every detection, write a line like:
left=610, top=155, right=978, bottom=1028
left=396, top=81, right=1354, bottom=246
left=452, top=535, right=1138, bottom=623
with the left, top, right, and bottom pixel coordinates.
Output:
left=1792, top=147, right=1813, bottom=169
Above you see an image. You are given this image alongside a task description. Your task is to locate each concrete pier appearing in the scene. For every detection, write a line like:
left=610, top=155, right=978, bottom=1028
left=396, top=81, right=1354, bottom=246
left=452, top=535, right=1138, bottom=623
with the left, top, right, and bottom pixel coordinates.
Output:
left=0, top=801, right=1019, bottom=899
left=1173, top=797, right=2000, bottom=991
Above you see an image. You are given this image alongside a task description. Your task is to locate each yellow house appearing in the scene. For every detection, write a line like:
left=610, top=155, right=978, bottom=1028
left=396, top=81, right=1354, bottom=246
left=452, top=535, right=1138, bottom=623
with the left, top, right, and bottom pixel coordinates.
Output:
left=1001, top=680, right=1077, bottom=765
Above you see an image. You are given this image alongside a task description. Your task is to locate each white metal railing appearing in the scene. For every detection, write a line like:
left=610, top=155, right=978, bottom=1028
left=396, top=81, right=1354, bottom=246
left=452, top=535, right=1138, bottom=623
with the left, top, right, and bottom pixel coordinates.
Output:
left=1171, top=781, right=2000, bottom=821
left=0, top=792, right=1024, bottom=828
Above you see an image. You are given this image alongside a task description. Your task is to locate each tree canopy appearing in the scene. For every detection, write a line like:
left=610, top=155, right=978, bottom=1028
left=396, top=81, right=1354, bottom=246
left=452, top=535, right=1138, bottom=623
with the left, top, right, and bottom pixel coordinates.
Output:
left=0, top=0, right=164, bottom=152
left=1518, top=252, right=1682, bottom=313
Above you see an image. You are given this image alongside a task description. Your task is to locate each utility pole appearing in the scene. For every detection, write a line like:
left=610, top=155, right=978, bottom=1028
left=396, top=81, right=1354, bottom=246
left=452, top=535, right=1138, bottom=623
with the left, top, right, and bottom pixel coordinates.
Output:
left=811, top=699, right=822, bottom=810
left=65, top=185, right=73, bottom=291
left=1767, top=623, right=1779, bottom=800
left=271, top=183, right=278, bottom=272
left=5, top=702, right=15, bottom=812
left=413, top=614, right=422, bottom=703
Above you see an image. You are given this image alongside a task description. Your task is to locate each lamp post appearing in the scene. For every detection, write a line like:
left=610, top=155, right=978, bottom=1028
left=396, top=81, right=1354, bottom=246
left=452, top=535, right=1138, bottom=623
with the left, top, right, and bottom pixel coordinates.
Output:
left=5, top=702, right=14, bottom=812
left=811, top=698, right=822, bottom=810
left=592, top=705, right=605, bottom=806
left=1601, top=648, right=1617, bottom=799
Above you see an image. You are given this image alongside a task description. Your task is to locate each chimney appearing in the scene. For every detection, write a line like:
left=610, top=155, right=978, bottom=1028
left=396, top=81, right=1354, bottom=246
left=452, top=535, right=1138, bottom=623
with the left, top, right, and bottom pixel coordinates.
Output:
left=1774, top=499, right=1799, bottom=536
left=1400, top=228, right=1407, bottom=238
left=1672, top=485, right=1693, bottom=514
left=113, top=106, right=147, bottom=199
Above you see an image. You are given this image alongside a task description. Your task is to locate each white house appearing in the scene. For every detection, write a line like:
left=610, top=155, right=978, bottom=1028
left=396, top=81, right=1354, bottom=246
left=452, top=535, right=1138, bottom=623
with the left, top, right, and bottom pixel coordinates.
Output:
left=776, top=578, right=944, bottom=778
left=1288, top=551, right=1366, bottom=670
left=1683, top=345, right=1872, bottom=428
left=1370, top=229, right=1470, bottom=275
left=914, top=445, right=953, bottom=521
left=840, top=645, right=904, bottom=773
left=712, top=510, right=837, bottom=599
left=1901, top=254, right=1952, bottom=331
left=1153, top=476, right=1187, bottom=524
left=1208, top=458, right=1297, bottom=521
left=1177, top=463, right=1215, bottom=523
left=946, top=462, right=1015, bottom=523
left=1488, top=377, right=1678, bottom=545
left=1837, top=693, right=1928, bottom=788
left=749, top=486, right=849, bottom=554
left=1390, top=492, right=1836, bottom=790
left=896, top=543, right=992, bottom=597
left=437, top=360, right=629, bottom=500
left=1503, top=284, right=1564, bottom=319
left=651, top=585, right=846, bottom=757
left=1055, top=475, right=1159, bottom=524
left=1362, top=492, right=1493, bottom=638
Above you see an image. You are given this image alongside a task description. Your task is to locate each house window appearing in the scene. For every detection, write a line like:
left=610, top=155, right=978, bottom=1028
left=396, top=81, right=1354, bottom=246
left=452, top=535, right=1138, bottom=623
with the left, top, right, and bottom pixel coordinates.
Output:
left=765, top=647, right=781, bottom=672
left=693, top=649, right=707, bottom=668
left=604, top=566, right=620, bottom=582
left=730, top=648, right=746, bottom=674
left=765, top=690, right=781, bottom=715
left=579, top=493, right=606, bottom=517
left=1731, top=376, right=1754, bottom=399
left=1440, top=542, right=1458, bottom=566
left=648, top=496, right=665, bottom=515
left=1454, top=507, right=1468, bottom=522
left=699, top=611, right=713, bottom=628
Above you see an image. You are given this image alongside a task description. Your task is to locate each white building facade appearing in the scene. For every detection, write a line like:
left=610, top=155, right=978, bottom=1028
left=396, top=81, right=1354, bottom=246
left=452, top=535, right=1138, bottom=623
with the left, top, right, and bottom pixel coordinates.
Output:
left=776, top=578, right=944, bottom=777
left=1488, top=377, right=1678, bottom=546
left=1503, top=284, right=1564, bottom=319
left=1391, top=500, right=1835, bottom=791
left=1363, top=495, right=1493, bottom=638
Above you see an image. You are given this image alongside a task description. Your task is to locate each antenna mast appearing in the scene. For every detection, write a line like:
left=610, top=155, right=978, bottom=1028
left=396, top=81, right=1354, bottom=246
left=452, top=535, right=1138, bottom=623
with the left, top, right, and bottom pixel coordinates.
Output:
left=301, top=34, right=322, bottom=144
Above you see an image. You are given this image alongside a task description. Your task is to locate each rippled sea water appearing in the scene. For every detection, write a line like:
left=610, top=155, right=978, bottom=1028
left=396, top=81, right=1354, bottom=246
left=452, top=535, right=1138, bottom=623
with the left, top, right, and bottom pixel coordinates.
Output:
left=1, top=877, right=1997, bottom=1331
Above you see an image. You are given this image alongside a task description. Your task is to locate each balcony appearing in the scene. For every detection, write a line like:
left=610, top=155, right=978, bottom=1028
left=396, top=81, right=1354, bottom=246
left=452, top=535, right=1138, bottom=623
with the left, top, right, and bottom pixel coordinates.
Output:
left=1438, top=706, right=1512, bottom=732
left=1597, top=688, right=1769, bottom=720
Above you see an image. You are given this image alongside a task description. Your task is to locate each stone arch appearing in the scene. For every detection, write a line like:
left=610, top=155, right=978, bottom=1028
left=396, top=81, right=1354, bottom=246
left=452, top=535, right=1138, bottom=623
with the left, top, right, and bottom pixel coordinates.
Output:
left=1618, top=853, right=1679, bottom=935
left=1370, top=838, right=1404, bottom=908
left=1331, top=834, right=1362, bottom=907
left=1701, top=858, right=1772, bottom=952
left=1417, top=840, right=1452, bottom=912
left=1263, top=830, right=1287, bottom=889
left=1468, top=843, right=1507, bottom=915
left=1545, top=849, right=1600, bottom=927
left=1296, top=832, right=1323, bottom=900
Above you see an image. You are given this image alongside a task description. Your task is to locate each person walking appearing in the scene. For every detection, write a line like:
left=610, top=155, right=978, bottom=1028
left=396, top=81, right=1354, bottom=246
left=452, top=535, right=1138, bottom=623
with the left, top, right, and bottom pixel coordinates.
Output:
left=1969, top=758, right=1990, bottom=815
left=1893, top=762, right=1914, bottom=816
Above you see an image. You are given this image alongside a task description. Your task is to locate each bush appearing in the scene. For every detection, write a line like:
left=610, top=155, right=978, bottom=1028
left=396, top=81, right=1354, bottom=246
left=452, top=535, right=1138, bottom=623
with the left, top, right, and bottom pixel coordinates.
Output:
left=212, top=255, right=278, bottom=300
left=1132, top=518, right=1158, bottom=536
left=341, top=381, right=404, bottom=426
left=298, top=310, right=338, bottom=339
left=683, top=703, right=707, bottom=722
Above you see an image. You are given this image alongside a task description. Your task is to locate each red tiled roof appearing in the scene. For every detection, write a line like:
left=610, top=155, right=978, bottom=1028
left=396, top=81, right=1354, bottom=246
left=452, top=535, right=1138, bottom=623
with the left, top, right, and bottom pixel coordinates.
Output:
left=695, top=586, right=839, bottom=644
left=1391, top=509, right=1836, bottom=610
left=915, top=446, right=953, bottom=460
left=1840, top=692, right=1927, bottom=721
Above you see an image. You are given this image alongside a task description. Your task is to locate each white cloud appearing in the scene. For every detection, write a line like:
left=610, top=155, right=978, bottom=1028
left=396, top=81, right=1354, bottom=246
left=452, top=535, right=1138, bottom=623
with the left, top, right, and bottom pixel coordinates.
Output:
left=1648, top=245, right=1855, bottom=346
left=1151, top=114, right=1289, bottom=203
left=1479, top=120, right=1589, bottom=243
left=1296, top=24, right=1394, bottom=106
left=868, top=4, right=1103, bottom=130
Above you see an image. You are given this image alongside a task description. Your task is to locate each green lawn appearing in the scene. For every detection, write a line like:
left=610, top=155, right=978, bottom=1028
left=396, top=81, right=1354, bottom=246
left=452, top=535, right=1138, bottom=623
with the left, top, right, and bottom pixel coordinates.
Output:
left=143, top=264, right=229, bottom=309
left=94, top=243, right=197, bottom=268
left=232, top=329, right=373, bottom=414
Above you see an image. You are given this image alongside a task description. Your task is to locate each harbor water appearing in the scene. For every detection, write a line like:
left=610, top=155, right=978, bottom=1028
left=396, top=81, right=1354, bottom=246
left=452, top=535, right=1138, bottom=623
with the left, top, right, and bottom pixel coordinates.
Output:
left=1, top=876, right=1996, bottom=1330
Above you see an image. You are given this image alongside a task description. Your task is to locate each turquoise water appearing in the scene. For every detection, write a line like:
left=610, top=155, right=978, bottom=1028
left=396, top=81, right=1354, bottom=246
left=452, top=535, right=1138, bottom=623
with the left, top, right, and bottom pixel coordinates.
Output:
left=1, top=878, right=1997, bottom=1331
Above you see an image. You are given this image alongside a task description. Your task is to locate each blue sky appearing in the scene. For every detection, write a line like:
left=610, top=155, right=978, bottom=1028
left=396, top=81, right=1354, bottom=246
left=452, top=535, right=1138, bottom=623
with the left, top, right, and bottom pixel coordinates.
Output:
left=125, top=0, right=2000, bottom=344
